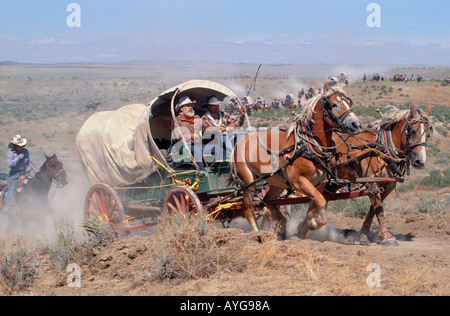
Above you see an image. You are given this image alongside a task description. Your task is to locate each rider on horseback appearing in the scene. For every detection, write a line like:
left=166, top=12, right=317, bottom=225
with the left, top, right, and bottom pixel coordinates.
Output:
left=1, top=135, right=33, bottom=214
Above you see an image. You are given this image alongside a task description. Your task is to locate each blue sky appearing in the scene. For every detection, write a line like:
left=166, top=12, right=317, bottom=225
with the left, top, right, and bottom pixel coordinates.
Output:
left=0, top=0, right=449, bottom=64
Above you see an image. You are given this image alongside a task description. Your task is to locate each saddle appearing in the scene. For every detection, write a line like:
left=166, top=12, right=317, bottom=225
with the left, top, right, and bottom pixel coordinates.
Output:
left=0, top=174, right=32, bottom=203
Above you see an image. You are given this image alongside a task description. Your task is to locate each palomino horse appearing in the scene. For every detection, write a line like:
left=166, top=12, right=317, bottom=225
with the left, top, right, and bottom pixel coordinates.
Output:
left=331, top=104, right=432, bottom=244
left=1, top=154, right=69, bottom=216
left=230, top=87, right=362, bottom=239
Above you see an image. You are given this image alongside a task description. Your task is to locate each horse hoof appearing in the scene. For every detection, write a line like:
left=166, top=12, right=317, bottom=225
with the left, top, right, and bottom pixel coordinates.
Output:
left=359, top=234, right=370, bottom=244
left=308, top=218, right=320, bottom=231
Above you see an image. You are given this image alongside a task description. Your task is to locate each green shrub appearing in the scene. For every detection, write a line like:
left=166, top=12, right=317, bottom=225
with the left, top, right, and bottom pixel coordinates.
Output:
left=44, top=219, right=93, bottom=270
left=327, top=197, right=371, bottom=218
left=414, top=195, right=447, bottom=215
left=420, top=168, right=450, bottom=188
left=430, top=105, right=450, bottom=123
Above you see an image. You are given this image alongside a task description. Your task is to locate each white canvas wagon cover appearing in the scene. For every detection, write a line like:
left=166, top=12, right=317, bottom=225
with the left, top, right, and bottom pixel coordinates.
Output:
left=76, top=80, right=237, bottom=186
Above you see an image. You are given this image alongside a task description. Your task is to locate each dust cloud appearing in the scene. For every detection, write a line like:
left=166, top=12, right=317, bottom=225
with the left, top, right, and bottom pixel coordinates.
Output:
left=286, top=211, right=363, bottom=244
left=0, top=174, right=91, bottom=244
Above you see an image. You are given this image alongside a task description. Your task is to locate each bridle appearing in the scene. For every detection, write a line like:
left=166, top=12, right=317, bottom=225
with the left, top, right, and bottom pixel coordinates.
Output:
left=320, top=91, right=355, bottom=133
left=376, top=110, right=431, bottom=177
left=401, top=111, right=431, bottom=155
left=44, top=157, right=68, bottom=187
left=385, top=110, right=431, bottom=161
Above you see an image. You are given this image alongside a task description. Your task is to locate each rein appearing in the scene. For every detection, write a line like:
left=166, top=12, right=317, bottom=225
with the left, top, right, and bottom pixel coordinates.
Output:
left=256, top=91, right=356, bottom=183
left=45, top=160, right=67, bottom=188
left=333, top=113, right=430, bottom=179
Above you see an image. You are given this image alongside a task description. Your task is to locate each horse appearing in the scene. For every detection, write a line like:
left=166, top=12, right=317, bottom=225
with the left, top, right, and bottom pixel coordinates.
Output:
left=330, top=104, right=432, bottom=244
left=86, top=101, right=101, bottom=111
left=230, top=87, right=362, bottom=239
left=0, top=154, right=69, bottom=218
left=270, top=98, right=280, bottom=110
left=253, top=101, right=265, bottom=112
left=305, top=88, right=315, bottom=101
left=393, top=74, right=406, bottom=82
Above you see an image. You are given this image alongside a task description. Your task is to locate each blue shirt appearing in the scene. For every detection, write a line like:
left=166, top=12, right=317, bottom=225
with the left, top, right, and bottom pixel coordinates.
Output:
left=7, top=147, right=32, bottom=177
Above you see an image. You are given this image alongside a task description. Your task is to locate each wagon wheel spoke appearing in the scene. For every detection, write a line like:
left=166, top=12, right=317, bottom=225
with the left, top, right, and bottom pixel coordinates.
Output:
left=173, top=194, right=182, bottom=212
left=167, top=202, right=178, bottom=214
left=86, top=209, right=101, bottom=218
left=180, top=193, right=187, bottom=212
left=100, top=189, right=107, bottom=213
left=88, top=197, right=102, bottom=216
left=93, top=191, right=103, bottom=215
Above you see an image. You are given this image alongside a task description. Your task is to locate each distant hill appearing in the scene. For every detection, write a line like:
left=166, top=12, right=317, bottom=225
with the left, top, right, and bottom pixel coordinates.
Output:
left=0, top=61, right=24, bottom=65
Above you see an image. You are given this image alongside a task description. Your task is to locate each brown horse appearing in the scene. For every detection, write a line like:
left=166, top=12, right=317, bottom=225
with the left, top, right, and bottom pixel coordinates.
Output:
left=253, top=101, right=265, bottom=112
left=230, top=87, right=362, bottom=239
left=86, top=101, right=101, bottom=111
left=331, top=104, right=432, bottom=244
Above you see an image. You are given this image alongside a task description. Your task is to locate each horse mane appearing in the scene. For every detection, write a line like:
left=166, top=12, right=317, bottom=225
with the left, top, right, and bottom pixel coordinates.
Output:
left=368, top=105, right=429, bottom=131
left=287, top=86, right=349, bottom=138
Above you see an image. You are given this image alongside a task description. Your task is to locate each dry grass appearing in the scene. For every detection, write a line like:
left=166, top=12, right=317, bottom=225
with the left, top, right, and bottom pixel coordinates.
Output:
left=146, top=211, right=244, bottom=284
left=0, top=236, right=39, bottom=294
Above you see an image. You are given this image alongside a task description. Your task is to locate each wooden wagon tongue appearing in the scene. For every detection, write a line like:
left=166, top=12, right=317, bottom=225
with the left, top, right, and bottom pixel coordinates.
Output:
left=330, top=176, right=401, bottom=185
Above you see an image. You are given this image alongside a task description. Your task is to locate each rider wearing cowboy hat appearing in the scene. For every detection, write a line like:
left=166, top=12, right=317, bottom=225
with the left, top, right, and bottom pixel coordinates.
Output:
left=1, top=135, right=33, bottom=214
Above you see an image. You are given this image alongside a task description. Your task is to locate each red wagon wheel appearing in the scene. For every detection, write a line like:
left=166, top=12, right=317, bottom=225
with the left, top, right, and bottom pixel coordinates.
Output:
left=84, top=184, right=128, bottom=236
left=162, top=186, right=202, bottom=217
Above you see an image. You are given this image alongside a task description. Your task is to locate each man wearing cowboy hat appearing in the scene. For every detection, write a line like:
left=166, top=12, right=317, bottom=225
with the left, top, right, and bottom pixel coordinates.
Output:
left=202, top=96, right=244, bottom=134
left=171, top=96, right=205, bottom=170
left=202, top=96, right=245, bottom=162
left=2, top=135, right=33, bottom=214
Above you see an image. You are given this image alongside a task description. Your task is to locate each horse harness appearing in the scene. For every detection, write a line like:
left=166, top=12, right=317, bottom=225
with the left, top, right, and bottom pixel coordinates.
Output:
left=333, top=110, right=430, bottom=181
left=253, top=91, right=356, bottom=191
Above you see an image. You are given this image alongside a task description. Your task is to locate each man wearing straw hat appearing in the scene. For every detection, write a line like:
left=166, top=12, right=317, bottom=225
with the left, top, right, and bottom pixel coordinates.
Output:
left=202, top=96, right=245, bottom=162
left=171, top=96, right=205, bottom=170
left=1, top=135, right=33, bottom=214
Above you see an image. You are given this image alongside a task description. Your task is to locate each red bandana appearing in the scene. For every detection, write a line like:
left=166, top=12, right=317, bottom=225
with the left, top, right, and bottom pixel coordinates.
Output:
left=180, top=113, right=195, bottom=123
